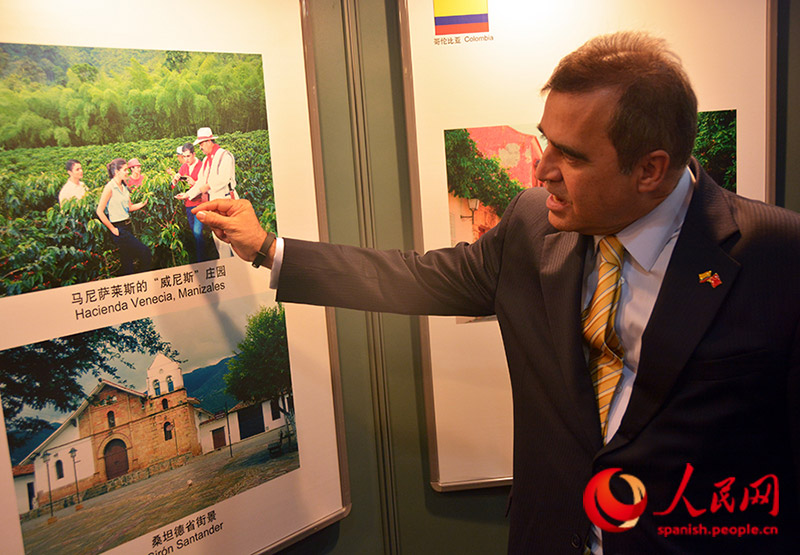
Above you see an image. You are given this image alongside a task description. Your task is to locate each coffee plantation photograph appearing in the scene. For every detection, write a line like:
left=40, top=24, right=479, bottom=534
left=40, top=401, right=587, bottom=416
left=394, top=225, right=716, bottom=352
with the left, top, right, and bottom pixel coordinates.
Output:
left=0, top=42, right=276, bottom=297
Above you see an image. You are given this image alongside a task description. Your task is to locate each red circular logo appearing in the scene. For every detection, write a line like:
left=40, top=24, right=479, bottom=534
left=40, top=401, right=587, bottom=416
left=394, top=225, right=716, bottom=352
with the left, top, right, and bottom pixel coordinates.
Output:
left=583, top=468, right=648, bottom=532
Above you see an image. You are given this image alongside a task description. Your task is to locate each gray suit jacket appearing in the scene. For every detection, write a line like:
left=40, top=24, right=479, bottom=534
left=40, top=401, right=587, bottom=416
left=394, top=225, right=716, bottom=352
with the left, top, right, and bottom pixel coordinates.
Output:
left=277, top=160, right=800, bottom=553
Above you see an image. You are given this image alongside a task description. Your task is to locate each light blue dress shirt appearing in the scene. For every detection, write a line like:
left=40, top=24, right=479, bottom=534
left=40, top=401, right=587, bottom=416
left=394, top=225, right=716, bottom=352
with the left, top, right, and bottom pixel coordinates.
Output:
left=587, top=167, right=694, bottom=554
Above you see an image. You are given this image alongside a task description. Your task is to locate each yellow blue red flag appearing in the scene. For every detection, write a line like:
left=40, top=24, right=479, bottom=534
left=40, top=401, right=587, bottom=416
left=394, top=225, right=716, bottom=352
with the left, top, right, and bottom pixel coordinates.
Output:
left=434, top=0, right=489, bottom=35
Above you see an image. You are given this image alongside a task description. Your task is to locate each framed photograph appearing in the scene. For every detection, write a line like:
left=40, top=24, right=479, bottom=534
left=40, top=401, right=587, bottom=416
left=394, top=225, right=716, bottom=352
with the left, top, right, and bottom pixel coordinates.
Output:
left=399, top=0, right=774, bottom=490
left=0, top=1, right=348, bottom=553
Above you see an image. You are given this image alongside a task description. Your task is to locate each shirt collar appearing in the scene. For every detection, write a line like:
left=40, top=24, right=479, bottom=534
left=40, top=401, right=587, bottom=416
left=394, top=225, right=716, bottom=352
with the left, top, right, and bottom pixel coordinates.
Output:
left=595, top=166, right=694, bottom=272
left=203, top=144, right=220, bottom=165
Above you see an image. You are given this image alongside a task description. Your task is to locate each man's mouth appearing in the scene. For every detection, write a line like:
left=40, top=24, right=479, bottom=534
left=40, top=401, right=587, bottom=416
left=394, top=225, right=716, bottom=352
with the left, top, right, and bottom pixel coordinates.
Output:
left=546, top=192, right=570, bottom=211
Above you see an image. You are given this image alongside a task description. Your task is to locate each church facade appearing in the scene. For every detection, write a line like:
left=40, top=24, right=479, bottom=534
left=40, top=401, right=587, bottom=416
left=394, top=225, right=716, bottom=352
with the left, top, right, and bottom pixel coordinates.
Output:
left=19, top=354, right=213, bottom=509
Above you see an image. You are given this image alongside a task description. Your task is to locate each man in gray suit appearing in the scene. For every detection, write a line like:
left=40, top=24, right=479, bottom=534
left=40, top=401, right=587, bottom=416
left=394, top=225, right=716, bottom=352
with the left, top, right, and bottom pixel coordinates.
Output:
left=196, top=32, right=799, bottom=554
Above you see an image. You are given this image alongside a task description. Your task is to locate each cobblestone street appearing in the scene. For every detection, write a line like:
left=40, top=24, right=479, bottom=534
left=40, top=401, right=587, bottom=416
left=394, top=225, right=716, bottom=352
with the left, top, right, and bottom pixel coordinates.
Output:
left=20, top=428, right=299, bottom=555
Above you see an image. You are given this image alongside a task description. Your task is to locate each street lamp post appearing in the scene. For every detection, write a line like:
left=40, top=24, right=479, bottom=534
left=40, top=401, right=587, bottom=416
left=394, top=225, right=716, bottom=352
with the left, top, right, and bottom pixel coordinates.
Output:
left=460, top=197, right=481, bottom=223
left=68, top=447, right=82, bottom=511
left=224, top=406, right=233, bottom=458
left=41, top=452, right=56, bottom=524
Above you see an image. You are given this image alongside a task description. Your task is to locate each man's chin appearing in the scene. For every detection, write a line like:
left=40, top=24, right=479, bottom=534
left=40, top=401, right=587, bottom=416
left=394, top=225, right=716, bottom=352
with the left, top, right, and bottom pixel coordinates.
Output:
left=546, top=210, right=575, bottom=232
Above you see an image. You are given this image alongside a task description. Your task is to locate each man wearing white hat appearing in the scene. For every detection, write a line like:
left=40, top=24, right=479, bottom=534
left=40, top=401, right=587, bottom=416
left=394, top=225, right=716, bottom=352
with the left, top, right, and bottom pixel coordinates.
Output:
left=179, top=127, right=237, bottom=257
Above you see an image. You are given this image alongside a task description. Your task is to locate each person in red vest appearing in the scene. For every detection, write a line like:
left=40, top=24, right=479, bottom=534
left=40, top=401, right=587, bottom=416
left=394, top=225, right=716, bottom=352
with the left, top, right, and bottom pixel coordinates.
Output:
left=126, top=158, right=145, bottom=190
left=172, top=142, right=207, bottom=262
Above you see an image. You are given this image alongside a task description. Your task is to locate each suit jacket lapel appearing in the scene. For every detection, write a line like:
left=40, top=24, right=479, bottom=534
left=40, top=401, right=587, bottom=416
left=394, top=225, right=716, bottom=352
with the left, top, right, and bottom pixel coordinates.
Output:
left=604, top=167, right=741, bottom=454
left=540, top=231, right=602, bottom=451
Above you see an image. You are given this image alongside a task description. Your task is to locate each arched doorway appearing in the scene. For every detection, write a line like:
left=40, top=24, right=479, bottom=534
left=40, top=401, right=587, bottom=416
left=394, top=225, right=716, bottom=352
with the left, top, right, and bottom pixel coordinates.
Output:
left=104, top=439, right=129, bottom=479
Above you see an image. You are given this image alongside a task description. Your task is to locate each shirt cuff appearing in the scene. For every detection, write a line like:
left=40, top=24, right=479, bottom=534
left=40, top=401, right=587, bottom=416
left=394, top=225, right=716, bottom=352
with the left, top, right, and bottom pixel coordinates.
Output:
left=184, top=184, right=201, bottom=199
left=269, top=237, right=285, bottom=290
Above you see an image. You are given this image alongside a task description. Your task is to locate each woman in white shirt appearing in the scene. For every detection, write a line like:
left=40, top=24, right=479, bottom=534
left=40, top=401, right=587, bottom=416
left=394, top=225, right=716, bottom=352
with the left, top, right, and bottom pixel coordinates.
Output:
left=95, top=158, right=152, bottom=275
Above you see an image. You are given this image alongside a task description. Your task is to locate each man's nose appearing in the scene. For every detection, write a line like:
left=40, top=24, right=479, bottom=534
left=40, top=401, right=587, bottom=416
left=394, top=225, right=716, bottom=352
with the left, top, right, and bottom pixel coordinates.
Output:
left=534, top=149, right=561, bottom=184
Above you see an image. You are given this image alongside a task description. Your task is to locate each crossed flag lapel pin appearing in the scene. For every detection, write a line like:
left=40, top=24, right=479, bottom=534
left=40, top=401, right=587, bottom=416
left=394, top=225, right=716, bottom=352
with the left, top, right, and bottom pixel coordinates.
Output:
left=698, top=270, right=722, bottom=288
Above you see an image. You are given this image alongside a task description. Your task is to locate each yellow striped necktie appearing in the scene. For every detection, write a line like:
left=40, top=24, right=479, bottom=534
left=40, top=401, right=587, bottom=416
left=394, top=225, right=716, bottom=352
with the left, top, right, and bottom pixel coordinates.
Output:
left=582, top=235, right=625, bottom=442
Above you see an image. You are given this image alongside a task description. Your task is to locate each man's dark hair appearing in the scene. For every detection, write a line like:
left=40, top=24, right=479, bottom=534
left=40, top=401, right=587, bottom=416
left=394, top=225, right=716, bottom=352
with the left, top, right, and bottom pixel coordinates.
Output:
left=542, top=31, right=697, bottom=173
left=65, top=159, right=80, bottom=172
left=182, top=142, right=194, bottom=155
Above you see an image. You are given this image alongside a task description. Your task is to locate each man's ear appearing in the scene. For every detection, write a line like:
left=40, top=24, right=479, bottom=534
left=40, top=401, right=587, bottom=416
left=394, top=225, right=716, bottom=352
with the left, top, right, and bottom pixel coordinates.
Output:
left=636, top=150, right=672, bottom=195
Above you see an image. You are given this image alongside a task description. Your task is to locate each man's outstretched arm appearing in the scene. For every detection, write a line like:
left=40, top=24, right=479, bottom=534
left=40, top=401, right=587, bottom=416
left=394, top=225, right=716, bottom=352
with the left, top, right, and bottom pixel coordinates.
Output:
left=193, top=193, right=522, bottom=316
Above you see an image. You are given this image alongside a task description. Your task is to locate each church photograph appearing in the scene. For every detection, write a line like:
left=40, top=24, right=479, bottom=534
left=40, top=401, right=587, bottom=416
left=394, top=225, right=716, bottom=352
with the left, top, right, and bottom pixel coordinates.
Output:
left=3, top=298, right=298, bottom=555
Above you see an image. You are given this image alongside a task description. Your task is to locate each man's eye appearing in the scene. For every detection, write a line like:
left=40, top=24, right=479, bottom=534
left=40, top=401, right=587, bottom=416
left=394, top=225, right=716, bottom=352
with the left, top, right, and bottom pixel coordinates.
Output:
left=561, top=151, right=584, bottom=165
left=551, top=147, right=570, bottom=162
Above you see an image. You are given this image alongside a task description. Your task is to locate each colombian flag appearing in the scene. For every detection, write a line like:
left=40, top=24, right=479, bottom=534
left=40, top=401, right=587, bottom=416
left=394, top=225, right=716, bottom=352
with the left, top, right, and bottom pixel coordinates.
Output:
left=434, top=0, right=489, bottom=35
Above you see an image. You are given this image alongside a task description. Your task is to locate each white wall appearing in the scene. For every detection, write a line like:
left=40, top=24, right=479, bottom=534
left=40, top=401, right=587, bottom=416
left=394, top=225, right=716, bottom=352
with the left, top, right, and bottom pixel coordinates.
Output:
left=13, top=474, right=34, bottom=515
left=31, top=436, right=94, bottom=502
left=197, top=400, right=288, bottom=454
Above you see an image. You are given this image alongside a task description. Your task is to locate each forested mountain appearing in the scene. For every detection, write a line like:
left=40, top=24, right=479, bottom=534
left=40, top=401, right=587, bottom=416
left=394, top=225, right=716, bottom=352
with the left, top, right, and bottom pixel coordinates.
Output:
left=9, top=422, right=57, bottom=466
left=183, top=356, right=239, bottom=415
left=0, top=43, right=267, bottom=149
left=0, top=44, right=162, bottom=84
